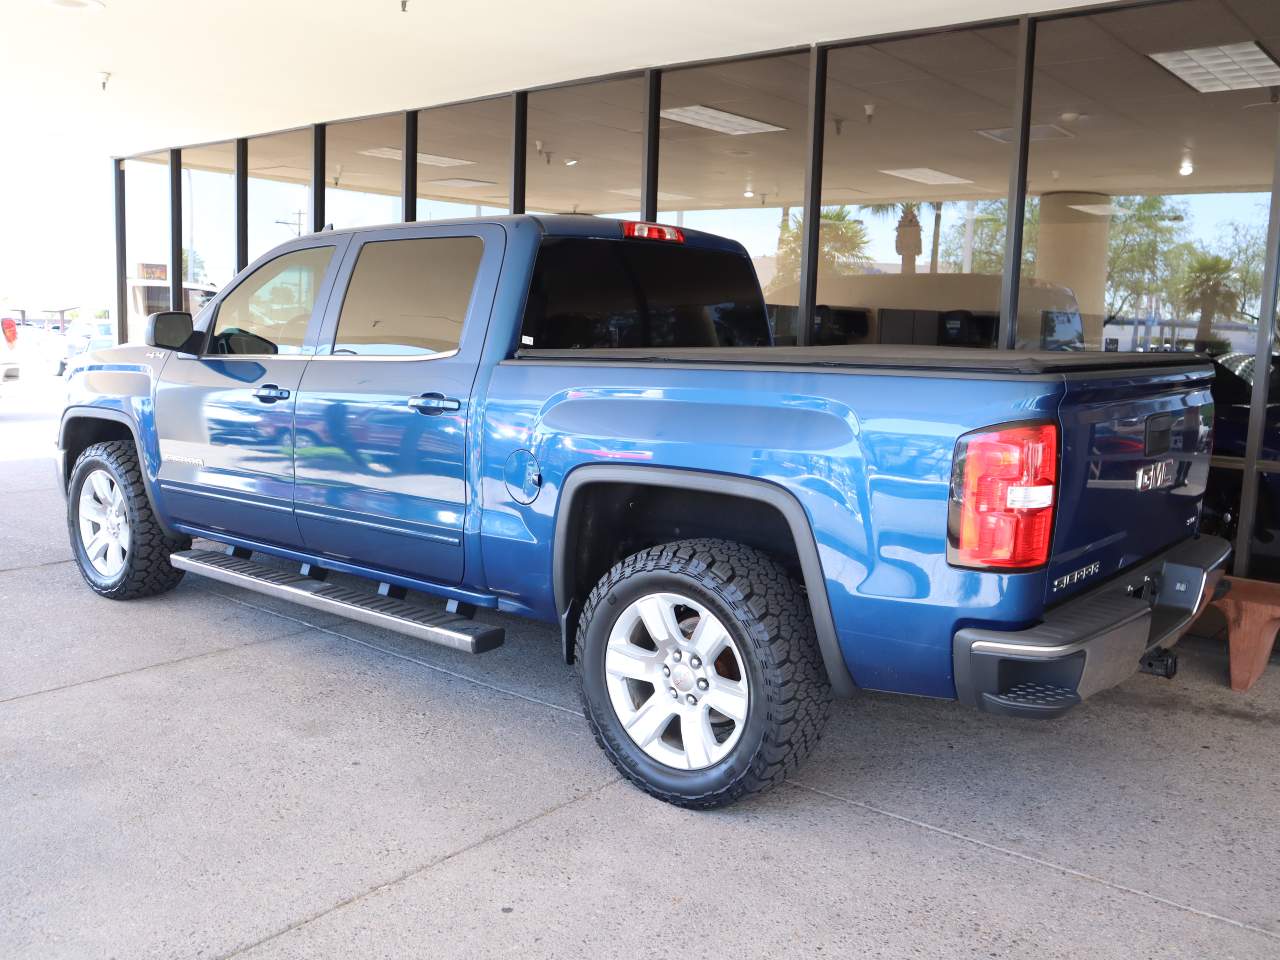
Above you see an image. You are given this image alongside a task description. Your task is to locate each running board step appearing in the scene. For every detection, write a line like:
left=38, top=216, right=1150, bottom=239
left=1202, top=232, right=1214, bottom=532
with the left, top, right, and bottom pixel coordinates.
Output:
left=170, top=549, right=504, bottom=654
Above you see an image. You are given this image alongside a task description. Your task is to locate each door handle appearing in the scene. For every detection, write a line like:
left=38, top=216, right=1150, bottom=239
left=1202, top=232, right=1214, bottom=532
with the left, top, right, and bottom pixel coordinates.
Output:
left=253, top=384, right=291, bottom=402
left=408, top=392, right=461, bottom=415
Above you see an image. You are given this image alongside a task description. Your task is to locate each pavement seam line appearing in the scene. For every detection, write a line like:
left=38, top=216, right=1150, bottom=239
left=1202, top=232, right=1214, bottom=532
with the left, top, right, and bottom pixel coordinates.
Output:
left=0, top=625, right=313, bottom=706
left=0, top=557, right=75, bottom=574
left=791, top=781, right=1280, bottom=943
left=201, top=586, right=586, bottom=718
left=216, top=776, right=620, bottom=960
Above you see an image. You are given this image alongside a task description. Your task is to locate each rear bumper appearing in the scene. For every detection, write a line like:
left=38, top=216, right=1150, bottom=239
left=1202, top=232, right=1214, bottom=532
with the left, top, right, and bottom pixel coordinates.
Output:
left=953, top=535, right=1230, bottom=718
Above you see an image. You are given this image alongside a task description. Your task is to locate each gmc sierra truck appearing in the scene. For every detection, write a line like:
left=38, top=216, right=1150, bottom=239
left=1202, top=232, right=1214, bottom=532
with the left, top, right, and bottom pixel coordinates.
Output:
left=57, top=215, right=1229, bottom=808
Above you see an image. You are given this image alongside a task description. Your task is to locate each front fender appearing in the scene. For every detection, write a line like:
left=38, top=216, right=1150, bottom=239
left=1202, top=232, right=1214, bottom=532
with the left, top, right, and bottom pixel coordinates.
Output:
left=59, top=345, right=176, bottom=535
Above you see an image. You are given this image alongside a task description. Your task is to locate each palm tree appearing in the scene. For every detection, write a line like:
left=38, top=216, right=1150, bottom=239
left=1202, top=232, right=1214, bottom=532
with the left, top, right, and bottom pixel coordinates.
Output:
left=860, top=201, right=945, bottom=273
left=768, top=206, right=871, bottom=295
left=1180, top=252, right=1238, bottom=348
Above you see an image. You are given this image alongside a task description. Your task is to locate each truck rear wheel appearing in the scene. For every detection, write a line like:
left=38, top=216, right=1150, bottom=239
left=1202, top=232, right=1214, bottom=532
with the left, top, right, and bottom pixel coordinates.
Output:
left=67, top=440, right=190, bottom=600
left=576, top=538, right=831, bottom=808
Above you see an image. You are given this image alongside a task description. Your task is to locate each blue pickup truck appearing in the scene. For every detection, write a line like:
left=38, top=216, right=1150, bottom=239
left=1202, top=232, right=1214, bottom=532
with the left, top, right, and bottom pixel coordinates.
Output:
left=58, top=216, right=1229, bottom=807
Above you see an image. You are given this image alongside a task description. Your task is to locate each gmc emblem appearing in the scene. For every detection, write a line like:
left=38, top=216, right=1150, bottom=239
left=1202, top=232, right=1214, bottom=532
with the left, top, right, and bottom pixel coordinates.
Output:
left=1135, top=459, right=1176, bottom=492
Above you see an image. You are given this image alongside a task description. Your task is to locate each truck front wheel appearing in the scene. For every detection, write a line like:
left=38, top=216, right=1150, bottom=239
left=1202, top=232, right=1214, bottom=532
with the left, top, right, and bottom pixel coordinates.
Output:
left=576, top=538, right=832, bottom=808
left=67, top=440, right=190, bottom=600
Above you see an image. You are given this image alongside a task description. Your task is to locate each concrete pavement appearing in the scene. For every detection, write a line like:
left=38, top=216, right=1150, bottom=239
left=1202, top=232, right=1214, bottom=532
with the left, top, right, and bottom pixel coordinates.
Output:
left=2, top=375, right=1278, bottom=959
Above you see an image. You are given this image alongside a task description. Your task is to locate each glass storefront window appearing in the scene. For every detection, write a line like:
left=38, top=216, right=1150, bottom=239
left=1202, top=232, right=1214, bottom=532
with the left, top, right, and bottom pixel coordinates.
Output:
left=659, top=54, right=810, bottom=343
left=324, top=114, right=404, bottom=229
left=179, top=141, right=236, bottom=300
left=416, top=98, right=511, bottom=219
left=526, top=77, right=644, bottom=215
left=123, top=153, right=172, bottom=342
left=247, top=129, right=313, bottom=263
left=817, top=26, right=1021, bottom=349
left=1019, top=0, right=1278, bottom=354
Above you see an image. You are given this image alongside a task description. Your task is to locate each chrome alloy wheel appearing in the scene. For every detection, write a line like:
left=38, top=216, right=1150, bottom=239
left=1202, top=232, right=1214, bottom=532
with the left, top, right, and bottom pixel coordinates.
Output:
left=77, top=468, right=131, bottom=579
left=604, top=592, right=750, bottom=770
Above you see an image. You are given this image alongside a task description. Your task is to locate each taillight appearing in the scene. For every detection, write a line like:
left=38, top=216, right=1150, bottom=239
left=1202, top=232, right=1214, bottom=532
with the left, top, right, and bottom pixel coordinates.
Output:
left=947, top=422, right=1058, bottom=570
left=622, top=221, right=685, bottom=242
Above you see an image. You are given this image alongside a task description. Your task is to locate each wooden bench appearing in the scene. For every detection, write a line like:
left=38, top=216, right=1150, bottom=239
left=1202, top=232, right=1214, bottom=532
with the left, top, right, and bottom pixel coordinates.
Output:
left=1203, top=575, right=1280, bottom=692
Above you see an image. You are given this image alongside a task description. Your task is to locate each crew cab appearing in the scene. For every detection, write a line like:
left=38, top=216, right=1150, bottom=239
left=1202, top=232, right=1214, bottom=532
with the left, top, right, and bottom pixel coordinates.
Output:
left=56, top=215, right=1228, bottom=807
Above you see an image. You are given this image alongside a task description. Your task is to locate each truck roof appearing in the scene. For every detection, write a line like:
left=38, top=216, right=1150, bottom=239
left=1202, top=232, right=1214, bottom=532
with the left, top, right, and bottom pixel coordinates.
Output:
left=313, top=214, right=749, bottom=255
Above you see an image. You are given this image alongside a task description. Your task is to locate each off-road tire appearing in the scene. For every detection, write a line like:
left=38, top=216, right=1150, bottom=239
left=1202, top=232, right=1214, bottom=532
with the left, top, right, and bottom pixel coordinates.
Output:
left=576, top=538, right=832, bottom=808
left=67, top=440, right=190, bottom=599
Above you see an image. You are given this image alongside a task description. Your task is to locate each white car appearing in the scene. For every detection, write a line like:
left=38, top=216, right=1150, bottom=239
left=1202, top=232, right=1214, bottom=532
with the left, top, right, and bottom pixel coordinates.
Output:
left=57, top=320, right=115, bottom=376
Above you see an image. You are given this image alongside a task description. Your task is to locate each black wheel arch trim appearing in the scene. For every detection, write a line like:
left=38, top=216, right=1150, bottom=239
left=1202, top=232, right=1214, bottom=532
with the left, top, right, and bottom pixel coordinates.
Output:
left=58, top=406, right=179, bottom=538
left=552, top=464, right=856, bottom=697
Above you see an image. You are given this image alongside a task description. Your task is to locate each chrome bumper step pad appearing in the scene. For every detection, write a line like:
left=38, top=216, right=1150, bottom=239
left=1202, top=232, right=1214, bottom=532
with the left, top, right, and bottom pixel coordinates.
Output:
left=170, top=549, right=504, bottom=654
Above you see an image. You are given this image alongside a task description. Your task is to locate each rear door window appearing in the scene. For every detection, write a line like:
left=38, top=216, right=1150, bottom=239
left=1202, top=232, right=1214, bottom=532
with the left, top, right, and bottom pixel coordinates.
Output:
left=330, top=236, right=484, bottom=356
left=519, top=238, right=770, bottom=349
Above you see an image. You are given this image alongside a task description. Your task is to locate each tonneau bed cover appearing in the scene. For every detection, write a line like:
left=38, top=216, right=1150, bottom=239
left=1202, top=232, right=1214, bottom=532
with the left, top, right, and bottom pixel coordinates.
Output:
left=515, top=345, right=1211, bottom=376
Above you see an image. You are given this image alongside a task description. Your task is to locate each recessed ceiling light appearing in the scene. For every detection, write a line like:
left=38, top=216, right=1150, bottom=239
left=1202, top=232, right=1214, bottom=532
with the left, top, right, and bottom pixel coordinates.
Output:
left=976, top=123, right=1075, bottom=143
left=428, top=177, right=496, bottom=189
left=358, top=146, right=473, bottom=167
left=879, top=167, right=974, bottom=186
left=1150, top=42, right=1280, bottom=93
left=660, top=105, right=786, bottom=135
left=47, top=0, right=105, bottom=9
left=608, top=187, right=694, bottom=202
left=1179, top=150, right=1194, bottom=176
left=743, top=190, right=754, bottom=198
left=564, top=158, right=579, bottom=166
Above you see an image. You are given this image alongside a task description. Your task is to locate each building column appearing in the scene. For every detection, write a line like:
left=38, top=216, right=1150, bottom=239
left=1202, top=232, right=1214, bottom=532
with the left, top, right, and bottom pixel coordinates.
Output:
left=1035, top=192, right=1112, bottom=346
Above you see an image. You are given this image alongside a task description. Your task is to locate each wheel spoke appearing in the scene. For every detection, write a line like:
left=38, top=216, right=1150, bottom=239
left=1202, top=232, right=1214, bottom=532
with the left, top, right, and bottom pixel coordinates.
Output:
left=681, top=711, right=715, bottom=768
left=624, top=693, right=677, bottom=747
left=605, top=644, right=659, bottom=681
left=106, top=540, right=125, bottom=573
left=79, top=499, right=107, bottom=524
left=703, top=680, right=749, bottom=723
left=90, top=471, right=113, bottom=504
left=86, top=531, right=111, bottom=563
left=636, top=595, right=683, bottom=648
left=690, top=613, right=731, bottom=662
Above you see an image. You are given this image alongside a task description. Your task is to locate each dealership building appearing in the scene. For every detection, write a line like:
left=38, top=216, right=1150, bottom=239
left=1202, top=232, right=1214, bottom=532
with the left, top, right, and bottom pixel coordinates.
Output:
left=27, top=0, right=1280, bottom=574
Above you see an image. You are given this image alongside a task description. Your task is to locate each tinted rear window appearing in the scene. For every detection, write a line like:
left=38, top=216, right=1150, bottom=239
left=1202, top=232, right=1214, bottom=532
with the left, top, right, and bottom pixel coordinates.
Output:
left=519, top=238, right=770, bottom=350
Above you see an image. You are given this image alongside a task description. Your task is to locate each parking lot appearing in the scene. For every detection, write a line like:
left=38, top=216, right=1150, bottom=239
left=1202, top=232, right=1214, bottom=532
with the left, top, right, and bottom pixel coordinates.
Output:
left=2, top=374, right=1278, bottom=959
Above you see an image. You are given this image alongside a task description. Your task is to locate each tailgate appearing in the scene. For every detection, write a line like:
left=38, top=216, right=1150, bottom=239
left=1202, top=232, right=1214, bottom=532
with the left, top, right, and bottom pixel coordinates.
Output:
left=1047, top=364, right=1214, bottom=605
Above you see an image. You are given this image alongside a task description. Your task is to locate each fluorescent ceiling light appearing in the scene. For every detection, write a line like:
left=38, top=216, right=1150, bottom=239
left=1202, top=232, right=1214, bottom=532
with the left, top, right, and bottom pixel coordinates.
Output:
left=1068, top=203, right=1128, bottom=217
left=358, top=146, right=474, bottom=167
left=879, top=167, right=973, bottom=186
left=608, top=187, right=694, bottom=202
left=976, top=124, right=1075, bottom=144
left=428, top=177, right=496, bottom=189
left=1150, top=42, right=1280, bottom=93
left=660, top=105, right=786, bottom=135
left=48, top=0, right=106, bottom=9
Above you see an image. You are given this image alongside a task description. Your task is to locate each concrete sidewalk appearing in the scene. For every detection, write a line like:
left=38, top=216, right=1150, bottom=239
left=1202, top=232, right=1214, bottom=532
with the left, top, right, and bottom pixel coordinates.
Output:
left=2, top=377, right=1278, bottom=959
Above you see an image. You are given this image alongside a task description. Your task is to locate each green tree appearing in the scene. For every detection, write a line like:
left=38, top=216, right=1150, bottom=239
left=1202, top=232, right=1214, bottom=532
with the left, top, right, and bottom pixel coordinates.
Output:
left=1181, top=252, right=1239, bottom=346
left=769, top=205, right=870, bottom=295
left=1104, top=195, right=1188, bottom=321
left=939, top=200, right=1035, bottom=275
left=1217, top=218, right=1267, bottom=321
left=182, top=248, right=206, bottom=284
